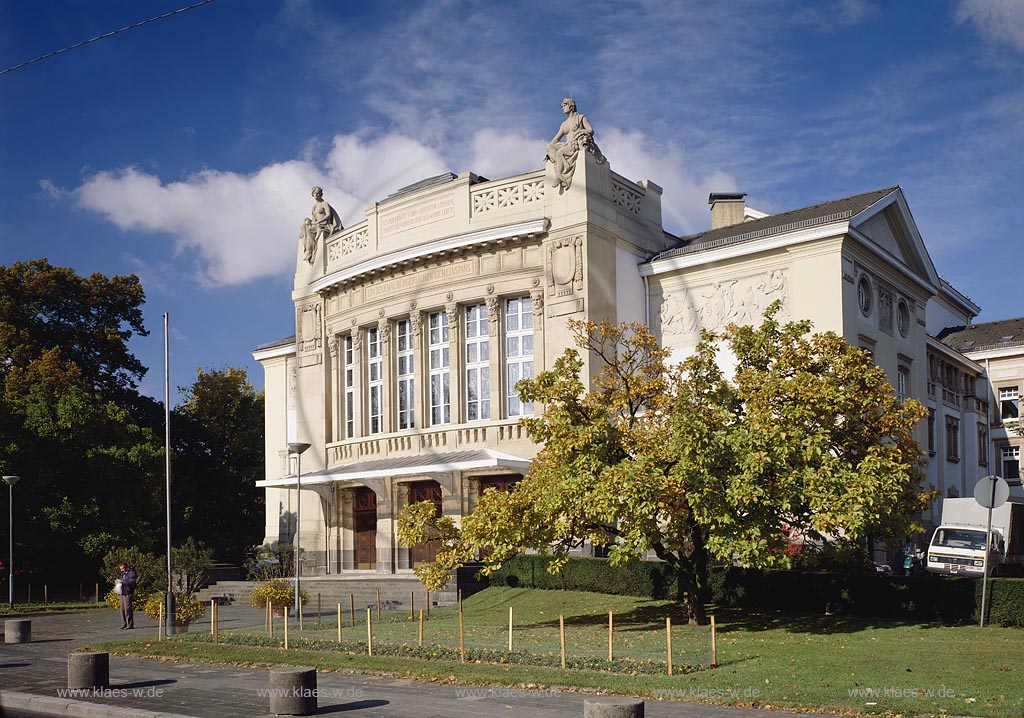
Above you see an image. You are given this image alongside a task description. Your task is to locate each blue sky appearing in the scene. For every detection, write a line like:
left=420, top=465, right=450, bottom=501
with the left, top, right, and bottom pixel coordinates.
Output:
left=2, top=0, right=1022, bottom=403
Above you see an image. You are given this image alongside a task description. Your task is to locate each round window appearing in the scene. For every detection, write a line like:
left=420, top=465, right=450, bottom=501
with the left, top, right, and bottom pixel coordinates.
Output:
left=897, top=300, right=910, bottom=337
left=857, top=275, right=872, bottom=316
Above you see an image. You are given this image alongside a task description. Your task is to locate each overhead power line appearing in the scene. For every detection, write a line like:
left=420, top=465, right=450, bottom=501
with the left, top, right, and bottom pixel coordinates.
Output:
left=1, top=0, right=219, bottom=77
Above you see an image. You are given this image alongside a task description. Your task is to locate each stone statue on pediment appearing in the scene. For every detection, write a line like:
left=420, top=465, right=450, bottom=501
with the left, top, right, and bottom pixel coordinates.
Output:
left=545, top=98, right=605, bottom=191
left=299, top=186, right=343, bottom=264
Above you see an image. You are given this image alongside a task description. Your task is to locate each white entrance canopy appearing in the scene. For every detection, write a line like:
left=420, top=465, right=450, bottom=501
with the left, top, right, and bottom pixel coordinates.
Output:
left=256, top=449, right=532, bottom=488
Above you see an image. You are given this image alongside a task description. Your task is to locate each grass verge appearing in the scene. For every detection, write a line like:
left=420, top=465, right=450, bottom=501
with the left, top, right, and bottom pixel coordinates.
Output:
left=89, top=586, right=1022, bottom=718
left=0, top=601, right=107, bottom=616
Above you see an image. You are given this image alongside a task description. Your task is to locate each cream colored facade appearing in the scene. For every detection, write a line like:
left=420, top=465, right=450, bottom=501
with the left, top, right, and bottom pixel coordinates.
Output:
left=255, top=149, right=998, bottom=576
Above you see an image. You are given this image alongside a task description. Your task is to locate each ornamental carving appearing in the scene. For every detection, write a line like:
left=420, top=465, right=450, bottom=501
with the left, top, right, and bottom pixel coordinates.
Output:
left=486, top=296, right=499, bottom=337
left=530, top=289, right=545, bottom=326
left=410, top=311, right=423, bottom=339
left=445, top=302, right=460, bottom=331
left=297, top=303, right=322, bottom=353
left=660, top=269, right=789, bottom=340
left=547, top=236, right=583, bottom=298
left=378, top=318, right=391, bottom=346
left=351, top=329, right=362, bottom=354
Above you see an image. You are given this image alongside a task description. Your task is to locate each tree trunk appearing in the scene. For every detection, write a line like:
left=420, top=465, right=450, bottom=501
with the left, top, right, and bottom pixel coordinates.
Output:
left=682, top=524, right=710, bottom=625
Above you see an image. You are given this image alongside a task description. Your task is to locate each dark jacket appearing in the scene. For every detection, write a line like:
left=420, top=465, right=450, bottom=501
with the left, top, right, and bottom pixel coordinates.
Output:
left=120, top=569, right=138, bottom=597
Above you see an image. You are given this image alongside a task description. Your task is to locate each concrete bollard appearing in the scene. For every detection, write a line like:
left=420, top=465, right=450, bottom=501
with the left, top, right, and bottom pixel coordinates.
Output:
left=68, top=652, right=109, bottom=689
left=583, top=697, right=645, bottom=718
left=4, top=619, right=31, bottom=644
left=268, top=665, right=317, bottom=716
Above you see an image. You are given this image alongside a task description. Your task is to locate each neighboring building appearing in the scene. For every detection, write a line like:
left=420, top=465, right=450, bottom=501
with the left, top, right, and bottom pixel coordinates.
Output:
left=940, top=317, right=1024, bottom=494
left=254, top=112, right=1002, bottom=578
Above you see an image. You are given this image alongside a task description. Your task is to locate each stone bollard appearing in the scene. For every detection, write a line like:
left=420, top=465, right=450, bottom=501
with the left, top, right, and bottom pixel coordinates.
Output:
left=68, top=652, right=109, bottom=689
left=268, top=665, right=317, bottom=716
left=4, top=619, right=31, bottom=644
left=583, top=697, right=645, bottom=718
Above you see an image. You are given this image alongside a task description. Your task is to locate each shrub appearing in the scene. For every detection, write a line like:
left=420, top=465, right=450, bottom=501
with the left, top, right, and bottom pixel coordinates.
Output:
left=101, top=547, right=166, bottom=597
left=140, top=592, right=206, bottom=624
left=250, top=578, right=307, bottom=608
left=171, top=538, right=214, bottom=596
left=488, top=554, right=679, bottom=598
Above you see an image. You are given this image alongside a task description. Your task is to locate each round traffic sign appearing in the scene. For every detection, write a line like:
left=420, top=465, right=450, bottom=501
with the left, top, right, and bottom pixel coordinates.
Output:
left=974, top=475, right=1010, bottom=509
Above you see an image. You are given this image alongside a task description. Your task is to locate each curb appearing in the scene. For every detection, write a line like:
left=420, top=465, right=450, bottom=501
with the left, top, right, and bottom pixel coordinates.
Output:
left=0, top=690, right=201, bottom=718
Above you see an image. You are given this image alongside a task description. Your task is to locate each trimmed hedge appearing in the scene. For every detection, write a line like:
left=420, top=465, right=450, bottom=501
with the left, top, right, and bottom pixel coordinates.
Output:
left=489, top=555, right=680, bottom=599
left=488, top=554, right=1024, bottom=626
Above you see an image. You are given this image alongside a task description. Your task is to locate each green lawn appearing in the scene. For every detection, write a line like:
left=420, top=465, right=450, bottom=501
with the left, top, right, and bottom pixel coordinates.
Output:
left=0, top=600, right=106, bottom=616
left=91, top=586, right=1024, bottom=718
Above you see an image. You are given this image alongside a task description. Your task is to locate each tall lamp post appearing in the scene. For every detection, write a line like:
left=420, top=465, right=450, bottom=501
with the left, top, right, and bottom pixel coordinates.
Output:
left=3, top=475, right=21, bottom=610
left=286, top=442, right=311, bottom=615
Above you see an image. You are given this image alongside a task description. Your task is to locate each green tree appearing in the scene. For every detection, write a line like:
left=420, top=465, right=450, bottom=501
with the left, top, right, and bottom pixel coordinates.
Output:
left=0, top=260, right=163, bottom=578
left=399, top=308, right=932, bottom=623
left=172, top=367, right=264, bottom=562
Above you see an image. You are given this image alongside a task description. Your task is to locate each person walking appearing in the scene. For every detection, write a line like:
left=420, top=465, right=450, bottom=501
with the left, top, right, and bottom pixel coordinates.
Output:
left=117, top=562, right=137, bottom=629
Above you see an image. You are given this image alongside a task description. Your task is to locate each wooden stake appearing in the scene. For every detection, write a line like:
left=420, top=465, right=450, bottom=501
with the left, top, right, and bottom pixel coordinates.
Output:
left=158, top=601, right=164, bottom=641
left=95, top=583, right=99, bottom=603
left=426, top=590, right=430, bottom=618
left=508, top=606, right=513, bottom=652
left=283, top=606, right=289, bottom=650
left=269, top=603, right=274, bottom=638
left=79, top=582, right=83, bottom=603
left=366, top=607, right=373, bottom=656
left=337, top=603, right=342, bottom=642
left=418, top=609, right=424, bottom=647
left=666, top=617, right=673, bottom=676
left=211, top=600, right=216, bottom=635
left=608, top=610, right=613, bottom=662
left=27, top=584, right=31, bottom=603
left=317, top=593, right=322, bottom=627
left=265, top=601, right=270, bottom=630
left=44, top=585, right=48, bottom=604
left=559, top=614, right=566, bottom=670
left=710, top=614, right=718, bottom=667
left=459, top=604, right=465, bottom=663
left=350, top=593, right=355, bottom=627
left=376, top=589, right=380, bottom=620
left=298, top=599, right=303, bottom=630
left=213, top=602, right=219, bottom=643
left=410, top=591, right=414, bottom=620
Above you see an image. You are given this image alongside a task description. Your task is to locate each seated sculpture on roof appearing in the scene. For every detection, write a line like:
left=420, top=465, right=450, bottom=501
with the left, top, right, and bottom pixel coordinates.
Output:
left=545, top=98, right=605, bottom=191
left=299, top=186, right=343, bottom=265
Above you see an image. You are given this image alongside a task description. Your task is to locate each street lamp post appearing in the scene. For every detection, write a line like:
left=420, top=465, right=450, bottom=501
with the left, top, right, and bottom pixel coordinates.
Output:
left=286, top=442, right=311, bottom=616
left=3, top=475, right=21, bottom=610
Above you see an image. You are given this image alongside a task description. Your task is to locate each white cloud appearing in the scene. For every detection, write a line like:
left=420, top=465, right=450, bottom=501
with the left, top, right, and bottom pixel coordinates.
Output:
left=468, top=129, right=546, bottom=179
left=74, top=134, right=457, bottom=287
left=957, top=0, right=1024, bottom=53
left=601, top=128, right=735, bottom=236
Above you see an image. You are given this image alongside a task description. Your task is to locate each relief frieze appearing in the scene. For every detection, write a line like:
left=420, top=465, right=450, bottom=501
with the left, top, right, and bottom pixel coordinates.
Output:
left=659, top=269, right=789, bottom=340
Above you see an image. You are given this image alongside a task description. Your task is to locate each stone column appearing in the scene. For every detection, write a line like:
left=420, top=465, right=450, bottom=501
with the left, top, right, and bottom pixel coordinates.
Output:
left=373, top=481, right=395, bottom=574
left=531, top=287, right=545, bottom=375
left=378, top=316, right=393, bottom=433
left=446, top=299, right=462, bottom=425
left=350, top=328, right=363, bottom=438
left=486, top=295, right=502, bottom=419
left=410, top=309, right=426, bottom=430
left=327, top=335, right=339, bottom=443
left=339, top=488, right=354, bottom=570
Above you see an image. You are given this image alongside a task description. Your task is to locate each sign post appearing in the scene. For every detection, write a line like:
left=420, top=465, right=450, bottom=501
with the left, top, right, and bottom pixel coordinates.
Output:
left=973, top=474, right=1009, bottom=628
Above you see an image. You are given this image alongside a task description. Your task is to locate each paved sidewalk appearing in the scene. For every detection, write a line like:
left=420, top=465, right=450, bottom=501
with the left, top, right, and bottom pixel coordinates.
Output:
left=0, top=609, right=831, bottom=718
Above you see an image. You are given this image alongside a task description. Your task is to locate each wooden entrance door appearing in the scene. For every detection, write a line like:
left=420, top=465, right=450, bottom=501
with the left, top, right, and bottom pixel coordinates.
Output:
left=408, top=481, right=443, bottom=567
left=354, top=487, right=377, bottom=569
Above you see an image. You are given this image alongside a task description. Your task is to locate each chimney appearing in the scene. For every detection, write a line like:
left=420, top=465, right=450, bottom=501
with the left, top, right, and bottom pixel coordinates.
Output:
left=708, top=192, right=747, bottom=230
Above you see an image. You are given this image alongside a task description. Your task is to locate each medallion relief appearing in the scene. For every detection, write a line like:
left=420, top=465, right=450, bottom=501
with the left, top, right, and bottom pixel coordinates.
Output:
left=547, top=236, right=584, bottom=298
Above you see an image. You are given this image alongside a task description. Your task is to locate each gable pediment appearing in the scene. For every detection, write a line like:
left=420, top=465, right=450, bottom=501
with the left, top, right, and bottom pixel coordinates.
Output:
left=850, top=190, right=939, bottom=289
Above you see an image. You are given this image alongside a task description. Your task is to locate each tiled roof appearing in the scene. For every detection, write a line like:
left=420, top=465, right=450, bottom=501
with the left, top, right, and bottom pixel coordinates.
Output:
left=938, top=317, right=1024, bottom=352
left=653, top=186, right=900, bottom=262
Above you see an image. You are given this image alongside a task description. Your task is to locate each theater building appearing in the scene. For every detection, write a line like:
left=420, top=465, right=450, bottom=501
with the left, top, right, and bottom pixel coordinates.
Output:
left=254, top=111, right=1004, bottom=577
